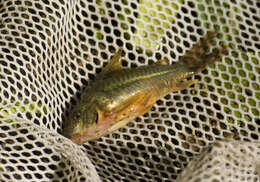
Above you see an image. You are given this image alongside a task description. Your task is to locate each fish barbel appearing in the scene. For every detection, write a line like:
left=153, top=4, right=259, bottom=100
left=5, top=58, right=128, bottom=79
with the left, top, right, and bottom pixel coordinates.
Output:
left=62, top=31, right=227, bottom=144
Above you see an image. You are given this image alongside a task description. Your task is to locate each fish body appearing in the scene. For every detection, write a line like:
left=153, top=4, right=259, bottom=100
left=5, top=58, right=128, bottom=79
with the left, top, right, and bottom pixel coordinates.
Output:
left=62, top=31, right=227, bottom=144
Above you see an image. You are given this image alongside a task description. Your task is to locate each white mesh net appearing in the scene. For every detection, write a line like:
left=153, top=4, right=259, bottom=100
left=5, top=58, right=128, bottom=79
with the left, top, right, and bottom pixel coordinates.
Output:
left=0, top=0, right=259, bottom=181
left=176, top=140, right=260, bottom=182
left=0, top=117, right=100, bottom=181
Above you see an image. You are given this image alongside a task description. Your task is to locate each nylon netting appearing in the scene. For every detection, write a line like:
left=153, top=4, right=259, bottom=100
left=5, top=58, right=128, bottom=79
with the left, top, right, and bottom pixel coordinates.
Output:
left=0, top=0, right=259, bottom=181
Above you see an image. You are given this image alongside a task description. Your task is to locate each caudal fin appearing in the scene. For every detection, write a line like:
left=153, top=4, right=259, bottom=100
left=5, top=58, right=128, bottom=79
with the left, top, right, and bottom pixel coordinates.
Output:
left=179, top=31, right=228, bottom=73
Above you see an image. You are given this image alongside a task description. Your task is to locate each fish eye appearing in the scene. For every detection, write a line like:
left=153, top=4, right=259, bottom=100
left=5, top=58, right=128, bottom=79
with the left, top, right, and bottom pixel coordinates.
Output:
left=95, top=112, right=99, bottom=124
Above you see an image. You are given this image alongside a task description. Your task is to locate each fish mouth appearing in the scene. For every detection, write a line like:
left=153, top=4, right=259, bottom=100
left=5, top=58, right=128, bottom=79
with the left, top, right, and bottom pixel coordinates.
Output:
left=62, top=126, right=100, bottom=144
left=61, top=127, right=71, bottom=139
left=65, top=121, right=112, bottom=144
left=68, top=129, right=108, bottom=144
left=61, top=122, right=76, bottom=139
left=69, top=133, right=101, bottom=144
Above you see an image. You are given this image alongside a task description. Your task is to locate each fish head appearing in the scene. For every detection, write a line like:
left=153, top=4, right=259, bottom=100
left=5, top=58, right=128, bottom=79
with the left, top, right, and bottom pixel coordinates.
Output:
left=62, top=103, right=114, bottom=144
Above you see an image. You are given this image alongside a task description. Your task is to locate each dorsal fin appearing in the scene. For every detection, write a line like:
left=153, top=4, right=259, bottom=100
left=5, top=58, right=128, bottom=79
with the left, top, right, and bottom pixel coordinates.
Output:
left=156, top=58, right=169, bottom=65
left=101, top=48, right=123, bottom=74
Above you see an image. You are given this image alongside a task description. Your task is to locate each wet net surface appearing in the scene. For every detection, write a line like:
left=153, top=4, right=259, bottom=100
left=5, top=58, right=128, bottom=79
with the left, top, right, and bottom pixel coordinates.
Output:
left=0, top=0, right=259, bottom=181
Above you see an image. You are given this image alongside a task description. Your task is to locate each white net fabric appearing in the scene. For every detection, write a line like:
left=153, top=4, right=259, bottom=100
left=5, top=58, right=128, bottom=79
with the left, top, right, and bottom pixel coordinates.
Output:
left=176, top=140, right=260, bottom=182
left=0, top=0, right=259, bottom=181
left=0, top=117, right=101, bottom=181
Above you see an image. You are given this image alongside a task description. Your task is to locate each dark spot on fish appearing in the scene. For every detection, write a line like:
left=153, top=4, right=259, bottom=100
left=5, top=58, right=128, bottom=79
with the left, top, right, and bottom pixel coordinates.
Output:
left=95, top=112, right=99, bottom=123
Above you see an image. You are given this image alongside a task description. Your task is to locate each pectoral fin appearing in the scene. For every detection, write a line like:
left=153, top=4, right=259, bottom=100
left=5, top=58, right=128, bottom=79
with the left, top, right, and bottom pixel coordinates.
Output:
left=108, top=116, right=135, bottom=133
left=105, top=90, right=157, bottom=114
left=175, top=80, right=198, bottom=91
left=106, top=90, right=159, bottom=132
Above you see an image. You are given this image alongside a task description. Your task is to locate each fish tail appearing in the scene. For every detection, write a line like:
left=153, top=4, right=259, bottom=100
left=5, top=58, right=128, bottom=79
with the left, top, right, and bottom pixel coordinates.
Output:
left=179, top=31, right=228, bottom=73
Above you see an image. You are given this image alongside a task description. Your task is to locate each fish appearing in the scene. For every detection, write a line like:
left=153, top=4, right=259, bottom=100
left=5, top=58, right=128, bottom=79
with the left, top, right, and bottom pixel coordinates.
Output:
left=62, top=31, right=227, bottom=144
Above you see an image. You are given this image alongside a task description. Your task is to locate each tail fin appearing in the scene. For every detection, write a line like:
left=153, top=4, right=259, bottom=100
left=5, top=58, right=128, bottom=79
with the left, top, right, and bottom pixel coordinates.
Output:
left=179, top=31, right=228, bottom=73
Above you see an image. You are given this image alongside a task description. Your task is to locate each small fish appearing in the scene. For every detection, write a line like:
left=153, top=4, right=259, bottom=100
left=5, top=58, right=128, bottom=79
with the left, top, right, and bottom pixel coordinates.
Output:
left=62, top=31, right=227, bottom=144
